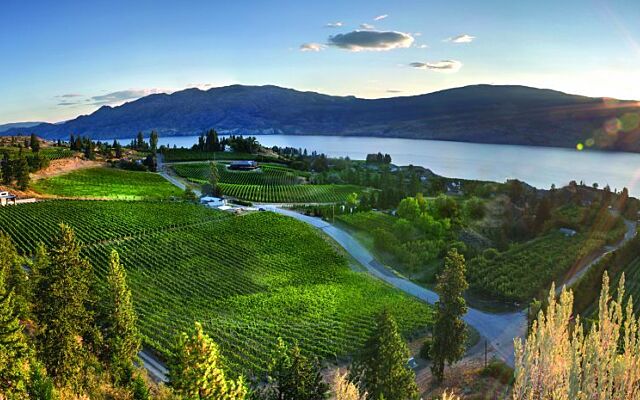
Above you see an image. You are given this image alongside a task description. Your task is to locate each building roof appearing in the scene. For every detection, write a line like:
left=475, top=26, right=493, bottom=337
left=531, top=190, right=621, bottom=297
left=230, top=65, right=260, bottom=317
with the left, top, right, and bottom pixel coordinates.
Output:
left=230, top=160, right=257, bottom=166
left=0, top=191, right=16, bottom=199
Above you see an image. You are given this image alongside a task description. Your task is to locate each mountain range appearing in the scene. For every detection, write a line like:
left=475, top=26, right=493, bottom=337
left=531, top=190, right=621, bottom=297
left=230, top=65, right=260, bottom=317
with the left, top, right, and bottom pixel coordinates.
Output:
left=0, top=121, right=45, bottom=133
left=5, top=84, right=640, bottom=152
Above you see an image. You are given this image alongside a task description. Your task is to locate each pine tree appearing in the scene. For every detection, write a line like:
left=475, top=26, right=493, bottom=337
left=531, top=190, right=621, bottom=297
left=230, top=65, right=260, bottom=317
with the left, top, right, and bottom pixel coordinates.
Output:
left=431, top=249, right=468, bottom=382
left=351, top=310, right=418, bottom=400
left=263, top=338, right=328, bottom=400
left=169, top=321, right=247, bottom=400
left=149, top=131, right=159, bottom=153
left=30, top=133, right=40, bottom=153
left=0, top=233, right=28, bottom=319
left=102, top=250, right=141, bottom=383
left=15, top=156, right=30, bottom=190
left=33, top=224, right=95, bottom=390
left=0, top=236, right=31, bottom=398
left=208, top=162, right=221, bottom=197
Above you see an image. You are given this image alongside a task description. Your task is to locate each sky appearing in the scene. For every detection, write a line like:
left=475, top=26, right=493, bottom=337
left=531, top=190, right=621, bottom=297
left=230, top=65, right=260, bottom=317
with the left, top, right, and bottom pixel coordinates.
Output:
left=1, top=0, right=639, bottom=124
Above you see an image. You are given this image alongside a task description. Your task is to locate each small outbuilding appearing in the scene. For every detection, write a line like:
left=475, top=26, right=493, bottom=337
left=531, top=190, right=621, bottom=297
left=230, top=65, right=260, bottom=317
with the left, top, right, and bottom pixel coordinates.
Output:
left=0, top=191, right=17, bottom=206
left=229, top=160, right=258, bottom=170
left=200, top=196, right=226, bottom=208
left=559, top=228, right=577, bottom=237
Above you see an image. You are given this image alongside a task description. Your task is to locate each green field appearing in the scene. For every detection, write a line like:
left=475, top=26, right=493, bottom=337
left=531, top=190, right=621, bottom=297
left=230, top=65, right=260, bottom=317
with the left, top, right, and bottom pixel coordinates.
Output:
left=32, top=167, right=183, bottom=200
left=0, top=201, right=433, bottom=375
left=467, top=232, right=603, bottom=302
left=337, top=211, right=397, bottom=233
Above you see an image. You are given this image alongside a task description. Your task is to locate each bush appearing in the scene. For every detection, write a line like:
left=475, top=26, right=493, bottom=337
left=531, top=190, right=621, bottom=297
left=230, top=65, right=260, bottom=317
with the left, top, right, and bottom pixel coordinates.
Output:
left=419, top=337, right=432, bottom=360
left=480, top=359, right=513, bottom=385
left=466, top=197, right=486, bottom=220
left=131, top=374, right=151, bottom=400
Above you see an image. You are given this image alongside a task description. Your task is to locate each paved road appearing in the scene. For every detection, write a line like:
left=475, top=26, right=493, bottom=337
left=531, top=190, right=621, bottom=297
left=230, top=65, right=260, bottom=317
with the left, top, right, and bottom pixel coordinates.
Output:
left=560, top=216, right=637, bottom=290
left=261, top=205, right=527, bottom=366
left=156, top=164, right=636, bottom=371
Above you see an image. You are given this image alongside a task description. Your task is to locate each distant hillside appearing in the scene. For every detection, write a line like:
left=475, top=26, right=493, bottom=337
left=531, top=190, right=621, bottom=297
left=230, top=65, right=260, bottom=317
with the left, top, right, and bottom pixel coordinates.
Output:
left=6, top=84, right=640, bottom=152
left=0, top=121, right=45, bottom=133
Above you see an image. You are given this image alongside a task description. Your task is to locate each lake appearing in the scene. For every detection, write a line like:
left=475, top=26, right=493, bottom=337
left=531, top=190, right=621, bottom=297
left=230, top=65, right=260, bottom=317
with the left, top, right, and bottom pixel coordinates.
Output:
left=148, top=134, right=640, bottom=197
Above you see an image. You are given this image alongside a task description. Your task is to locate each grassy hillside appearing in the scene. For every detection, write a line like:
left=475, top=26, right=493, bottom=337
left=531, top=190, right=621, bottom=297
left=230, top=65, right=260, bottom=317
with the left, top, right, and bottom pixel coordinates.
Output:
left=0, top=201, right=433, bottom=375
left=32, top=167, right=183, bottom=200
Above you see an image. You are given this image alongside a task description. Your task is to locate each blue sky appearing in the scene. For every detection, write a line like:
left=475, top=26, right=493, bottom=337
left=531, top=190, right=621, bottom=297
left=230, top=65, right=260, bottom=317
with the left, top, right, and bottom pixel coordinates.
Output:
left=1, top=0, right=639, bottom=124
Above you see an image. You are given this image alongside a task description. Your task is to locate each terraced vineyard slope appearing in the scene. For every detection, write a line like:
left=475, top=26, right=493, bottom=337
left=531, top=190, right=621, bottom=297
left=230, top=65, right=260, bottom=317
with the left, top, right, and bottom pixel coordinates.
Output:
left=172, top=162, right=365, bottom=203
left=0, top=200, right=433, bottom=375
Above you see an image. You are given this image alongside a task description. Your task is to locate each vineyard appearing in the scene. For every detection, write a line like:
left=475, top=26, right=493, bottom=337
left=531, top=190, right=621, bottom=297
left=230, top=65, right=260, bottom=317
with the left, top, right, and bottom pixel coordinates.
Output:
left=0, top=146, right=76, bottom=161
left=172, top=162, right=364, bottom=203
left=173, top=162, right=306, bottom=186
left=32, top=167, right=183, bottom=200
left=0, top=200, right=222, bottom=255
left=162, top=149, right=281, bottom=163
left=0, top=200, right=433, bottom=375
left=467, top=232, right=602, bottom=302
left=218, top=183, right=363, bottom=203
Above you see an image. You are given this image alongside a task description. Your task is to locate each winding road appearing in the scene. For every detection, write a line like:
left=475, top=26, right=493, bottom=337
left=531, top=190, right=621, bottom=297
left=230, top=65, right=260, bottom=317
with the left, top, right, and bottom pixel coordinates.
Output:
left=260, top=206, right=527, bottom=366
left=148, top=157, right=637, bottom=380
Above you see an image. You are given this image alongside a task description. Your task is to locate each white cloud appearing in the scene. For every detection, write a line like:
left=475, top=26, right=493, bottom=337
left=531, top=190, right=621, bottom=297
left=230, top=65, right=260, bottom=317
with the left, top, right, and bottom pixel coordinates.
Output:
left=386, top=89, right=403, bottom=93
left=415, top=44, right=429, bottom=49
left=328, top=30, right=414, bottom=51
left=410, top=60, right=463, bottom=72
left=91, top=88, right=167, bottom=105
left=373, top=14, right=388, bottom=21
left=445, top=34, right=476, bottom=43
left=360, top=23, right=375, bottom=30
left=56, top=93, right=82, bottom=98
left=300, top=42, right=325, bottom=52
left=325, top=22, right=343, bottom=28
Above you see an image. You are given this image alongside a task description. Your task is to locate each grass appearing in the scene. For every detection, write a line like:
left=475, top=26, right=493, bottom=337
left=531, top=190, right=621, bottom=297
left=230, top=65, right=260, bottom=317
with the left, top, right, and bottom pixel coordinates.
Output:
left=336, top=211, right=397, bottom=232
left=0, top=200, right=433, bottom=375
left=32, top=167, right=183, bottom=200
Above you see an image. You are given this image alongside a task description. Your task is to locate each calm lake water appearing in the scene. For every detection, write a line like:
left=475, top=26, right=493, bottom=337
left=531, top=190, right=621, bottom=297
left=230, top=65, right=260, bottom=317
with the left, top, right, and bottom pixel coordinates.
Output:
left=148, top=134, right=640, bottom=197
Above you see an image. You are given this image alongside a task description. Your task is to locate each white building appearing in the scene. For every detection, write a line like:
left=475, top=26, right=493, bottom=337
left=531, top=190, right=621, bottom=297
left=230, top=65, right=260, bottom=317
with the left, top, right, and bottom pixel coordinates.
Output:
left=0, top=191, right=16, bottom=206
left=200, top=196, right=226, bottom=208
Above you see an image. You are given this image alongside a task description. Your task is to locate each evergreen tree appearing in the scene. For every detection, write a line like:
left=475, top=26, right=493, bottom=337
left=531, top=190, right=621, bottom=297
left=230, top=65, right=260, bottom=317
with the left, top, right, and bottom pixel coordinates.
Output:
left=351, top=310, right=418, bottom=400
left=1, top=151, right=12, bottom=184
left=30, top=133, right=40, bottom=153
left=149, top=131, right=159, bottom=153
left=136, top=132, right=145, bottom=150
left=169, top=321, right=247, bottom=400
left=261, top=338, right=328, bottom=400
left=431, top=249, right=468, bottom=382
left=15, top=156, right=30, bottom=190
left=102, top=250, right=141, bottom=383
left=0, top=235, right=31, bottom=398
left=208, top=162, right=221, bottom=197
left=33, top=224, right=95, bottom=390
